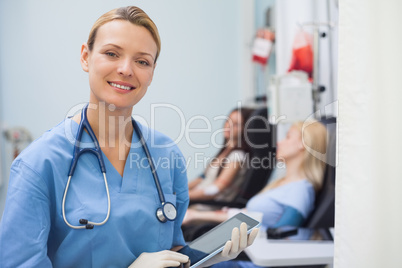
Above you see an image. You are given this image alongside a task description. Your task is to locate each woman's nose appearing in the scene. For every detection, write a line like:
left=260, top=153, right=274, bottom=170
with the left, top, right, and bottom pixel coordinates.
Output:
left=117, top=59, right=133, bottom=77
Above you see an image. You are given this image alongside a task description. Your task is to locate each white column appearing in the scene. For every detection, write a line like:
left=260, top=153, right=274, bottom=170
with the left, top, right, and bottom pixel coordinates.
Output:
left=335, top=0, right=402, bottom=267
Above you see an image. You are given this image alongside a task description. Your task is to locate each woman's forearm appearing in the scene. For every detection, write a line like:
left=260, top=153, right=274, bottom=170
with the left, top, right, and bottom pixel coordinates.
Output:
left=188, top=177, right=202, bottom=190
left=189, top=188, right=213, bottom=200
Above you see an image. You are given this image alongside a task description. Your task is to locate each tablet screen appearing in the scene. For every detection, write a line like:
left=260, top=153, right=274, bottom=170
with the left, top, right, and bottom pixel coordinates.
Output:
left=179, top=213, right=260, bottom=267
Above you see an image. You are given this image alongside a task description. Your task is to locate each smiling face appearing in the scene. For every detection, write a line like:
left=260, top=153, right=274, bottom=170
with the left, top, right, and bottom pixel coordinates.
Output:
left=276, top=125, right=304, bottom=162
left=80, top=19, right=157, bottom=111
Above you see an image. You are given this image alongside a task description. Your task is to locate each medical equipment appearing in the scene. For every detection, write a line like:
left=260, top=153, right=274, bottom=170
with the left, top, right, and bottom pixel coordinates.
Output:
left=3, top=127, right=33, bottom=159
left=62, top=104, right=177, bottom=229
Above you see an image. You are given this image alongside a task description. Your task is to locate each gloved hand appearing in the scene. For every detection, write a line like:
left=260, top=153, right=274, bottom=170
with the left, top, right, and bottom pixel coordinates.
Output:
left=199, top=222, right=259, bottom=267
left=128, top=250, right=190, bottom=268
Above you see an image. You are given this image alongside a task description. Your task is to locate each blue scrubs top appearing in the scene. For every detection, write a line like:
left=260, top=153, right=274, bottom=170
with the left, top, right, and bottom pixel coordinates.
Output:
left=0, top=118, right=189, bottom=267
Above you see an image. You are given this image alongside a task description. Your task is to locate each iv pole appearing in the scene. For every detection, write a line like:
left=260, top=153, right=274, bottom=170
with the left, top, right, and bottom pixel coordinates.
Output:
left=300, top=22, right=335, bottom=118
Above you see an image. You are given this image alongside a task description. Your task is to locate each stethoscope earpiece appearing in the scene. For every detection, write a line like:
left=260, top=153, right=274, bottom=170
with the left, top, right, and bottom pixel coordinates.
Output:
left=79, top=219, right=94, bottom=229
left=86, top=224, right=94, bottom=229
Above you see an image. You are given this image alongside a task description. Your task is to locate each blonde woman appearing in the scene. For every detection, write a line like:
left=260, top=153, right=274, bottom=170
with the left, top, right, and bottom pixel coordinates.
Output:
left=0, top=6, right=258, bottom=268
left=183, top=120, right=327, bottom=233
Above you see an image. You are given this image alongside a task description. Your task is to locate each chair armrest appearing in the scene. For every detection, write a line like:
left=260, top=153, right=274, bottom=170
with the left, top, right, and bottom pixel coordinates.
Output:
left=267, top=226, right=298, bottom=239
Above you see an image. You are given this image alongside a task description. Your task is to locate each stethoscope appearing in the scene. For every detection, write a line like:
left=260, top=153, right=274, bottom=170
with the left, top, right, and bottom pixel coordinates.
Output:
left=62, top=104, right=177, bottom=229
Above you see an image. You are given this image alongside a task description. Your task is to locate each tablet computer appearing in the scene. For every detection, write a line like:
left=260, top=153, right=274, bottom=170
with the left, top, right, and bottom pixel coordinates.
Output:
left=179, top=212, right=260, bottom=268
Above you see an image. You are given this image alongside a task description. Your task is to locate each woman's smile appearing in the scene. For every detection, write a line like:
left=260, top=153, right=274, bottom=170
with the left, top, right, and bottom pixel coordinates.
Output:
left=108, top=81, right=136, bottom=91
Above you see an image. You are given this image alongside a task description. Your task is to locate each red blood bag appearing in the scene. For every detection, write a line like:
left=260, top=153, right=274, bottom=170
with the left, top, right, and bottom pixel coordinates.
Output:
left=288, top=30, right=313, bottom=78
left=252, top=29, right=275, bottom=66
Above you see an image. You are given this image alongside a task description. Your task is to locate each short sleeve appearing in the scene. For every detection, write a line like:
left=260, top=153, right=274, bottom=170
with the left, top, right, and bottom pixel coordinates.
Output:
left=276, top=180, right=315, bottom=219
left=0, top=160, right=52, bottom=267
left=227, top=150, right=246, bottom=163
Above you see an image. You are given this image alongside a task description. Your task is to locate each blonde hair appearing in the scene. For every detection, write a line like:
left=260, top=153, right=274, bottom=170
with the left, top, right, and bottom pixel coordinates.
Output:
left=87, top=6, right=161, bottom=63
left=263, top=120, right=327, bottom=193
left=296, top=120, right=327, bottom=192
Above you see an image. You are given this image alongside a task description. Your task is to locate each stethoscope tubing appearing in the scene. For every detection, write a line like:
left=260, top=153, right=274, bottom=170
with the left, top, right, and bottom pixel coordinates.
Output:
left=131, top=119, right=166, bottom=204
left=68, top=105, right=106, bottom=176
left=63, top=104, right=175, bottom=229
left=62, top=173, right=111, bottom=229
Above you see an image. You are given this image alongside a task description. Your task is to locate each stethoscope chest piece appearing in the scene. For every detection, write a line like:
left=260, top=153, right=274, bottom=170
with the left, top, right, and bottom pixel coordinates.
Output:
left=156, top=202, right=177, bottom=223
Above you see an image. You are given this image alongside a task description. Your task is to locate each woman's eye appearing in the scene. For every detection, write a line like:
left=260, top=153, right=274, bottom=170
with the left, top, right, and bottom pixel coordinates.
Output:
left=137, top=60, right=150, bottom=66
left=106, top=52, right=117, bottom=57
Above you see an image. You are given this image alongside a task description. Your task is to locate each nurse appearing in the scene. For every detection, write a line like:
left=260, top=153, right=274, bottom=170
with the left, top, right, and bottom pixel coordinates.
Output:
left=0, top=6, right=258, bottom=268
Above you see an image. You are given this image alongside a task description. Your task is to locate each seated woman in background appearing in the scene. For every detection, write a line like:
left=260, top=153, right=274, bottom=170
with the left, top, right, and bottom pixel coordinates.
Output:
left=183, top=120, right=327, bottom=235
left=188, top=107, right=253, bottom=203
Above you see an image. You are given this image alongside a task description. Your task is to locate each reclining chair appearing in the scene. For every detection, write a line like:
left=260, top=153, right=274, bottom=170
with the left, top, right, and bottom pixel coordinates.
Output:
left=267, top=117, right=336, bottom=268
left=303, top=117, right=336, bottom=230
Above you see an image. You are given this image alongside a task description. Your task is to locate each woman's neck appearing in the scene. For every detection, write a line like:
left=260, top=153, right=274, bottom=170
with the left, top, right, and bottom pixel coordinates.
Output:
left=73, top=102, right=134, bottom=148
left=282, top=156, right=305, bottom=182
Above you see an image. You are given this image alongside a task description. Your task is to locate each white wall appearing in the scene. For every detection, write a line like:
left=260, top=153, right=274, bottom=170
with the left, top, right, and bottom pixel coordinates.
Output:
left=254, top=0, right=276, bottom=99
left=0, top=0, right=253, bottom=217
left=335, top=0, right=402, bottom=266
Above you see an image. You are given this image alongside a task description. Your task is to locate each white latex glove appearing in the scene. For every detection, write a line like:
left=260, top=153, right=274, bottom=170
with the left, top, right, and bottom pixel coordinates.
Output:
left=200, top=222, right=259, bottom=267
left=128, top=250, right=190, bottom=268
